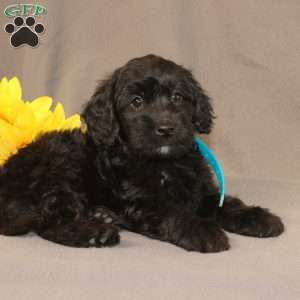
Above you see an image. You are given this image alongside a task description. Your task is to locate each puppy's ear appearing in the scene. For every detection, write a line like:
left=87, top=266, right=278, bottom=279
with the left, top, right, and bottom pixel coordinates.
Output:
left=190, top=77, right=215, bottom=134
left=82, top=70, right=120, bottom=146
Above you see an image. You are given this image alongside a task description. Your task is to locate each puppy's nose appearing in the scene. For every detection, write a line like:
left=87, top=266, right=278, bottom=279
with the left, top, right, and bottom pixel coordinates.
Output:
left=156, top=125, right=175, bottom=136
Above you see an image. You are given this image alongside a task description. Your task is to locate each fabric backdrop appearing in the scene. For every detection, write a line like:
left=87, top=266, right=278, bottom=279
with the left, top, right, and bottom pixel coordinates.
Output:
left=0, top=1, right=299, bottom=299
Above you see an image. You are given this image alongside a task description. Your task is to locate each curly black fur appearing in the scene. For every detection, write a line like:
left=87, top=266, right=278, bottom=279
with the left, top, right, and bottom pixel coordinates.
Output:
left=0, top=55, right=284, bottom=252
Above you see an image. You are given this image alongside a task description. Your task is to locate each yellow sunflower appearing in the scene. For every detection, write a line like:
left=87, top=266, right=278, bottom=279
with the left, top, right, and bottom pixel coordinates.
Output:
left=0, top=76, right=83, bottom=166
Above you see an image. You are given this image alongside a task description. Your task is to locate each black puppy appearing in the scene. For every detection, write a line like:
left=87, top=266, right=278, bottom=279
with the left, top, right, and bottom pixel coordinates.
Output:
left=0, top=55, right=284, bottom=252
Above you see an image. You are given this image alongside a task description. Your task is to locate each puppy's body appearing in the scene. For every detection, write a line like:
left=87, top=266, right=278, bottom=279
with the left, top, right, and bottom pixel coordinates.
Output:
left=0, top=55, right=284, bottom=251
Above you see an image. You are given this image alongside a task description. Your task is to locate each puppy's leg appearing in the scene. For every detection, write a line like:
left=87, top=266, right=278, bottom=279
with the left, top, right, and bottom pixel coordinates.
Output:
left=125, top=204, right=229, bottom=253
left=217, top=196, right=284, bottom=237
left=36, top=219, right=120, bottom=248
left=170, top=216, right=229, bottom=253
left=36, top=192, right=120, bottom=247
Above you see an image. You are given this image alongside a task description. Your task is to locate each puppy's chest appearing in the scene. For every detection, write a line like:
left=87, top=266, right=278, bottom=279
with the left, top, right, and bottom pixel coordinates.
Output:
left=114, top=160, right=199, bottom=204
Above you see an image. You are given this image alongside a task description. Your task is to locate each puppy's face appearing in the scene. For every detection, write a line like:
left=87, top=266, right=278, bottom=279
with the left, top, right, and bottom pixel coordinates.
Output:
left=83, top=55, right=214, bottom=159
left=116, top=60, right=196, bottom=158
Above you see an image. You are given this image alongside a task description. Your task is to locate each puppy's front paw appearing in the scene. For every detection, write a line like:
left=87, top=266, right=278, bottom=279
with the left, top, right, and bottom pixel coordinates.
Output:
left=220, top=206, right=284, bottom=238
left=88, top=224, right=120, bottom=247
left=179, top=221, right=229, bottom=253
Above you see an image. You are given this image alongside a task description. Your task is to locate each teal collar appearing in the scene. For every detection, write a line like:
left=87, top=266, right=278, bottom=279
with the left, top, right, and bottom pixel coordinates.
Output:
left=194, top=136, right=226, bottom=207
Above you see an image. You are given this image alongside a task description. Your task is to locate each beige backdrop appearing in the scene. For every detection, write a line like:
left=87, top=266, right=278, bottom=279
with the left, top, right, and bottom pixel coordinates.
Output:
left=0, top=1, right=299, bottom=299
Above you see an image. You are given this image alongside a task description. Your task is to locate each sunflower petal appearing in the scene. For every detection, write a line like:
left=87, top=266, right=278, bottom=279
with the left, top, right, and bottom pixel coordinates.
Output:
left=62, top=114, right=81, bottom=130
left=7, top=77, right=22, bottom=104
left=29, top=96, right=53, bottom=122
left=14, top=103, right=36, bottom=130
left=51, top=102, right=65, bottom=130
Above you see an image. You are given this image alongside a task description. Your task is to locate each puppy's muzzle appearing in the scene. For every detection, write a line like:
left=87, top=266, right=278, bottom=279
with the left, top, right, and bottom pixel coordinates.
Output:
left=155, top=124, right=175, bottom=137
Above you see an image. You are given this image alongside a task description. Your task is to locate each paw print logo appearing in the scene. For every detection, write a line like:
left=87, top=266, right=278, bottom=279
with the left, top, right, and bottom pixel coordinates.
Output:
left=4, top=16, right=44, bottom=48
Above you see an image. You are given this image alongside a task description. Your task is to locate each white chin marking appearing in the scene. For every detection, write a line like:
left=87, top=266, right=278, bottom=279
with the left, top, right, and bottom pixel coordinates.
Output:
left=160, top=146, right=170, bottom=155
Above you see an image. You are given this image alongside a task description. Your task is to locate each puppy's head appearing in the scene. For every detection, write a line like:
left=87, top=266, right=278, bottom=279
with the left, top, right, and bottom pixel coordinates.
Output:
left=83, top=55, right=214, bottom=158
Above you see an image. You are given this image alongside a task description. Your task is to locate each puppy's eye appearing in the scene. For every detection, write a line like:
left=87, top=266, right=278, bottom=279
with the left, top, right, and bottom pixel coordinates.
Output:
left=131, top=96, right=144, bottom=110
left=171, top=93, right=184, bottom=104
